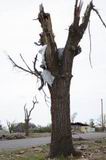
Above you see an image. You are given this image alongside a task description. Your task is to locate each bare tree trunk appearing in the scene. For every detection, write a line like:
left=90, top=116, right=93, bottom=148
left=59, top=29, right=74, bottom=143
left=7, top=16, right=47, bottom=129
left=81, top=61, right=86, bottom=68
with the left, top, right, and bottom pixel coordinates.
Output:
left=49, top=76, right=74, bottom=157
left=101, top=98, right=104, bottom=131
left=25, top=120, right=29, bottom=136
left=37, top=2, right=93, bottom=157
left=24, top=98, right=37, bottom=136
left=9, top=1, right=95, bottom=158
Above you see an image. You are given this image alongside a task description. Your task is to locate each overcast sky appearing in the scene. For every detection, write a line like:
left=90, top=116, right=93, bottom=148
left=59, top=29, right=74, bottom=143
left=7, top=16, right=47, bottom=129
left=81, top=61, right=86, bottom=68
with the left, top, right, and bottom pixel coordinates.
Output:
left=0, top=0, right=106, bottom=127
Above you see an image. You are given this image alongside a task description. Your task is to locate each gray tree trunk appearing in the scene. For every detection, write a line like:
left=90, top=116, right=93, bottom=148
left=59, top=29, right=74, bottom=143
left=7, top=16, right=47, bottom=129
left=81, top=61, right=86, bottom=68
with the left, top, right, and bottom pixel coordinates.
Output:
left=49, top=76, right=74, bottom=157
left=37, top=2, right=93, bottom=157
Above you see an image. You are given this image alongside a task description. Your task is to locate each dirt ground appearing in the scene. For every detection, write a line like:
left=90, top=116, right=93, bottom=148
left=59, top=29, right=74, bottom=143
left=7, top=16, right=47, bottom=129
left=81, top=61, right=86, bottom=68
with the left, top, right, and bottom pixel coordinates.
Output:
left=73, top=138, right=106, bottom=160
left=0, top=138, right=106, bottom=160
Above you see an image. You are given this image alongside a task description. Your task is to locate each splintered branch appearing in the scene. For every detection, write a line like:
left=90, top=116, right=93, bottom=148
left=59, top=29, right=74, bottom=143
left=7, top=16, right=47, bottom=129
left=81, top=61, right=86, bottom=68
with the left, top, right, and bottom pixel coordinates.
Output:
left=79, top=1, right=93, bottom=36
left=74, top=0, right=83, bottom=26
left=39, top=4, right=44, bottom=12
left=74, top=0, right=78, bottom=17
left=65, top=1, right=93, bottom=54
left=38, top=4, right=58, bottom=72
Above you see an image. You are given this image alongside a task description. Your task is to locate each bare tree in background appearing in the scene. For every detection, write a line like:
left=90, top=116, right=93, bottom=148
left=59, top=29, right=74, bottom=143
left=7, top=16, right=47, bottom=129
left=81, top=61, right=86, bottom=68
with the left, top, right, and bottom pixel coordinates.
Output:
left=24, top=97, right=38, bottom=136
left=9, top=0, right=106, bottom=158
left=7, top=121, right=15, bottom=134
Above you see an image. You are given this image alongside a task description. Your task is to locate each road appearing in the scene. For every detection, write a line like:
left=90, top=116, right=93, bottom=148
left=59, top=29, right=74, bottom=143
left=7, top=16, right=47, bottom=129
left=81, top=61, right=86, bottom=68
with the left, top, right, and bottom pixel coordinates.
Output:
left=73, top=132, right=106, bottom=140
left=0, top=132, right=106, bottom=151
left=0, top=136, right=50, bottom=151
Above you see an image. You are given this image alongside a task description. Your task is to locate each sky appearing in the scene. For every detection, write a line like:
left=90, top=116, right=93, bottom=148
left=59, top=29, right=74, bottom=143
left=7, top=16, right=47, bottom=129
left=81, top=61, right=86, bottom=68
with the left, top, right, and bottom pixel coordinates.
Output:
left=0, top=0, right=106, bottom=127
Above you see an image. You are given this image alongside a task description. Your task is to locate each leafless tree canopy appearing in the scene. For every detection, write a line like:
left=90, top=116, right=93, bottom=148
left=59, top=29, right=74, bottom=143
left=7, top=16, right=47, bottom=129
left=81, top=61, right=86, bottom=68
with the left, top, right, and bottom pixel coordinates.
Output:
left=24, top=97, right=38, bottom=136
left=8, top=0, right=106, bottom=158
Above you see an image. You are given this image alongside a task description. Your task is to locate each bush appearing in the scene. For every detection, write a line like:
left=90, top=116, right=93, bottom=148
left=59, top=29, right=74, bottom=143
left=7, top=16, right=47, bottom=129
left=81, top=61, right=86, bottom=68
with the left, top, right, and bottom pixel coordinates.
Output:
left=9, top=122, right=37, bottom=133
left=33, top=125, right=51, bottom=133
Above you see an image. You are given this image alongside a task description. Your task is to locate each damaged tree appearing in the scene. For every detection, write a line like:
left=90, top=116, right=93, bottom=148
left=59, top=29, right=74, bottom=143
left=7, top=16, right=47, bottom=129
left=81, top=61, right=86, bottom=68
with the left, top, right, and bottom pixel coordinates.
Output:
left=24, top=97, right=38, bottom=136
left=7, top=121, right=15, bottom=134
left=8, top=0, right=106, bottom=158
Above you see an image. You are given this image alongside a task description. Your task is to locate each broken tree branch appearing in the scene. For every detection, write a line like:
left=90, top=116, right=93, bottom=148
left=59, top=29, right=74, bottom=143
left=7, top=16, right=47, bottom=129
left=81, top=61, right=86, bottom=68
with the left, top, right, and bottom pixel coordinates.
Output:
left=33, top=54, right=45, bottom=90
left=62, top=1, right=94, bottom=74
left=20, top=54, right=33, bottom=73
left=74, top=0, right=83, bottom=27
left=92, top=8, right=106, bottom=29
left=38, top=4, right=58, bottom=73
left=34, top=42, right=41, bottom=46
left=8, top=55, right=34, bottom=75
left=79, top=1, right=93, bottom=37
left=8, top=54, right=45, bottom=90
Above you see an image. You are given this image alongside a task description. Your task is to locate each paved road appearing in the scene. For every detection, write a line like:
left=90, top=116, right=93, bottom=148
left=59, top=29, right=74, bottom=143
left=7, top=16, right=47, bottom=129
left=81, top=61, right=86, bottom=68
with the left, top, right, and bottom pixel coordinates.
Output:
left=73, top=132, right=106, bottom=140
left=0, top=137, right=50, bottom=151
left=0, top=132, right=106, bottom=151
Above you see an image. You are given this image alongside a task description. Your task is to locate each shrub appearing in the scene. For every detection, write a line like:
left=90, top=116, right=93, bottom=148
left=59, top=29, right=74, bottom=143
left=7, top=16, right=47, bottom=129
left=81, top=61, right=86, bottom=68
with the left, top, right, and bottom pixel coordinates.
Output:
left=34, top=125, right=51, bottom=133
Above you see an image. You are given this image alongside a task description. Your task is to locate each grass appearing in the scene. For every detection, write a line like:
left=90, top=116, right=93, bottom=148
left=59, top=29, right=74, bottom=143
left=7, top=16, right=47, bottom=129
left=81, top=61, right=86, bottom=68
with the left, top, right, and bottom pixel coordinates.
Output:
left=28, top=132, right=51, bottom=138
left=0, top=138, right=106, bottom=160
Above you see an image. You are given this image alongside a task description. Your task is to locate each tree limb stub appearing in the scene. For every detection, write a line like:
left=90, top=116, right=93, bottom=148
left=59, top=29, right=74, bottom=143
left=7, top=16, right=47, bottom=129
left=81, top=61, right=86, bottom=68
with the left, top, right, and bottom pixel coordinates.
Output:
left=62, top=1, right=93, bottom=75
left=33, top=55, right=45, bottom=90
left=79, top=1, right=93, bottom=37
left=38, top=4, right=58, bottom=74
left=73, top=1, right=93, bottom=45
left=74, top=0, right=83, bottom=28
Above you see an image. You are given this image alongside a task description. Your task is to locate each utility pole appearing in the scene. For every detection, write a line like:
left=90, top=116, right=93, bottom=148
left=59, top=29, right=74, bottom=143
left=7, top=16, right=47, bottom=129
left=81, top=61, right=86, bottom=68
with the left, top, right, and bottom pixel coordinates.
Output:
left=101, top=98, right=104, bottom=131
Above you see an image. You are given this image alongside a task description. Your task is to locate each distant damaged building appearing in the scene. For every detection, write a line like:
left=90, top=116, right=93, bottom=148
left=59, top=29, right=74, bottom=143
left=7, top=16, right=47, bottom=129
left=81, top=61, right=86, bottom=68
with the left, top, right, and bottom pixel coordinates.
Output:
left=71, top=122, right=95, bottom=133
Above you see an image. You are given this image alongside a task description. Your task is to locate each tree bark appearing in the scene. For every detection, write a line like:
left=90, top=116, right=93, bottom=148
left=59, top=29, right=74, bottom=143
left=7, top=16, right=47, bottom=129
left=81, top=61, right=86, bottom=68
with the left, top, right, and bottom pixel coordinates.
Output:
left=37, top=2, right=93, bottom=158
left=8, top=1, right=102, bottom=158
left=25, top=120, right=29, bottom=136
left=49, top=75, right=74, bottom=157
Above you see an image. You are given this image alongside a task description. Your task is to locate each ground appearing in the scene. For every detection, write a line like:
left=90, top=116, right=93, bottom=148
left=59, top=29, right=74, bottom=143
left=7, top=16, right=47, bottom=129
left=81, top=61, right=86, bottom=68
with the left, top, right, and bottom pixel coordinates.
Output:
left=0, top=138, right=106, bottom=160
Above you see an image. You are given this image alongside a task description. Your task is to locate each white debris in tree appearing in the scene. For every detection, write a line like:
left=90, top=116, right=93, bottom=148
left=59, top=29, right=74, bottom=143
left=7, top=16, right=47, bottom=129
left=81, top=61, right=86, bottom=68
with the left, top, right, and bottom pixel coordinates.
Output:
left=58, top=48, right=64, bottom=59
left=39, top=44, right=55, bottom=86
left=41, top=69, right=55, bottom=86
left=39, top=44, right=47, bottom=68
